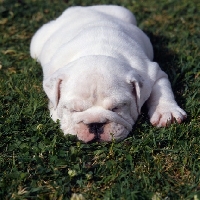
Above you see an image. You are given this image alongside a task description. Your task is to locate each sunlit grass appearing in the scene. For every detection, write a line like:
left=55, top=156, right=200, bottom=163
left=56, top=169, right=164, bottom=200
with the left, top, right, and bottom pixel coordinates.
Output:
left=0, top=0, right=199, bottom=199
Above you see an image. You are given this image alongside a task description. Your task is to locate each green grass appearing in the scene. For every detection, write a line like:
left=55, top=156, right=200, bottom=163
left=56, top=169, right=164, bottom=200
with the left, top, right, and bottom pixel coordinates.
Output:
left=0, top=0, right=199, bottom=199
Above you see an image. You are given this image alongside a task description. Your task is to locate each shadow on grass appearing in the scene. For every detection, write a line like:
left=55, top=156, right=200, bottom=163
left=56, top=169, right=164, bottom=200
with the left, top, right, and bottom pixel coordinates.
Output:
left=149, top=32, right=189, bottom=112
left=129, top=32, right=189, bottom=139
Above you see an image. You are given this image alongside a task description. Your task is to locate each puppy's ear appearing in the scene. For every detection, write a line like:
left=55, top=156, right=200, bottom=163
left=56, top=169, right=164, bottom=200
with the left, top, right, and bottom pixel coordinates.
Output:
left=127, top=71, right=144, bottom=114
left=43, top=71, right=66, bottom=109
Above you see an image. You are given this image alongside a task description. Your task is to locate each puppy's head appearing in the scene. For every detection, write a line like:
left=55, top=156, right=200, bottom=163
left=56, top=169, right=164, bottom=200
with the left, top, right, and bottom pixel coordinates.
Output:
left=43, top=56, right=143, bottom=142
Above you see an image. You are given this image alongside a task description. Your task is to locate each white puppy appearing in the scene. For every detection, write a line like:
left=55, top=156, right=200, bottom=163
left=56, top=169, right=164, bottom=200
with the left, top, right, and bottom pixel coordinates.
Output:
left=30, top=5, right=187, bottom=142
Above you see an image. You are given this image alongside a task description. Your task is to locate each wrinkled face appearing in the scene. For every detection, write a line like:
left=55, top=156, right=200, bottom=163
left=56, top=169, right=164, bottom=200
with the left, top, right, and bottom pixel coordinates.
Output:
left=55, top=67, right=139, bottom=143
left=44, top=56, right=142, bottom=143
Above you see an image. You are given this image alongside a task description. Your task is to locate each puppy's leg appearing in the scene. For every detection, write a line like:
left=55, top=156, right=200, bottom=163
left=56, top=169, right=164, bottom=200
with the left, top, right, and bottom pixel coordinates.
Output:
left=147, top=75, right=187, bottom=127
left=30, top=20, right=62, bottom=61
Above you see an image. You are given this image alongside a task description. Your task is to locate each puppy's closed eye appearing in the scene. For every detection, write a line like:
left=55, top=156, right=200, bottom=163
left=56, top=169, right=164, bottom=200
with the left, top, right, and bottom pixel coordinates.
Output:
left=112, top=107, right=119, bottom=112
left=111, top=103, right=128, bottom=112
left=71, top=109, right=83, bottom=113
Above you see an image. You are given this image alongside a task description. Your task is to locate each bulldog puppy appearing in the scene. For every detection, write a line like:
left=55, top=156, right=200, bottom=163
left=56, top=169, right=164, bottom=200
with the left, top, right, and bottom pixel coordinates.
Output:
left=30, top=5, right=187, bottom=142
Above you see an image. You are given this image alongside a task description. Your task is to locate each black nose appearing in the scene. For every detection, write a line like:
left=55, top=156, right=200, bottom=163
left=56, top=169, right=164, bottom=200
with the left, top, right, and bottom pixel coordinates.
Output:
left=88, top=123, right=104, bottom=135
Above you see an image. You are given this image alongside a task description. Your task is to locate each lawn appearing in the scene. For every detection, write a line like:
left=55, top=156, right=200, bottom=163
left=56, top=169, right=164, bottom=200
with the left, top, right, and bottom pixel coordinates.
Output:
left=0, top=0, right=199, bottom=199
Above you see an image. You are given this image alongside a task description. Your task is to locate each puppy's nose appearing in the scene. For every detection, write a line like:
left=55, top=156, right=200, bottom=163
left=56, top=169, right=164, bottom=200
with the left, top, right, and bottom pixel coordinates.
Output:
left=88, top=123, right=104, bottom=135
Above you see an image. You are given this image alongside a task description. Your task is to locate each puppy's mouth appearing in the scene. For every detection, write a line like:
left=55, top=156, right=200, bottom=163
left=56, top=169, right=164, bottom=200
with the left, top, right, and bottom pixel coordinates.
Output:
left=74, top=119, right=131, bottom=143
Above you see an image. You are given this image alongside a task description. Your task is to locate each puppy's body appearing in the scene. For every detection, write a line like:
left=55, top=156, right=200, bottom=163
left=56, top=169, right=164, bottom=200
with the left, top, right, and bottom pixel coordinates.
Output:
left=30, top=5, right=186, bottom=142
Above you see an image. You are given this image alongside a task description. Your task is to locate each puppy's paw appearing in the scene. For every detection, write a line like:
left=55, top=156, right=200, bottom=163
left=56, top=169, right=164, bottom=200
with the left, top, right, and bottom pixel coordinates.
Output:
left=149, top=104, right=187, bottom=127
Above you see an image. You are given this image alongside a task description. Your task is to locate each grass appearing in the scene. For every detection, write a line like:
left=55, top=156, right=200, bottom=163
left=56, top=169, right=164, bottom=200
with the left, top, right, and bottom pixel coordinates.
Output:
left=0, top=0, right=199, bottom=199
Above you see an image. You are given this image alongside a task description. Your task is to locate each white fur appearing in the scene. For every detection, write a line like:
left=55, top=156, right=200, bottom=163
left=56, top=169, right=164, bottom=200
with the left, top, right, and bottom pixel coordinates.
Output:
left=30, top=5, right=186, bottom=142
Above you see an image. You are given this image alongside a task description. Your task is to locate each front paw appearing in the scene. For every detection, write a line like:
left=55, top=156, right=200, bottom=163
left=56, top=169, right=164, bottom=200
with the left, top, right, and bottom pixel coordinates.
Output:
left=148, top=104, right=187, bottom=127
